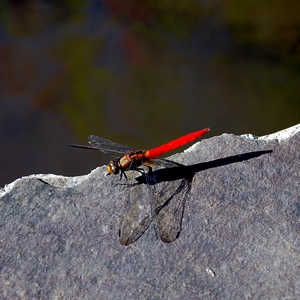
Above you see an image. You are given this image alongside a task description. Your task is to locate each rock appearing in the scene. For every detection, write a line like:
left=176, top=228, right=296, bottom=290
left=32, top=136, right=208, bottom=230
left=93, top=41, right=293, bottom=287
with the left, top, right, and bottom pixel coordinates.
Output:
left=1, top=124, right=299, bottom=299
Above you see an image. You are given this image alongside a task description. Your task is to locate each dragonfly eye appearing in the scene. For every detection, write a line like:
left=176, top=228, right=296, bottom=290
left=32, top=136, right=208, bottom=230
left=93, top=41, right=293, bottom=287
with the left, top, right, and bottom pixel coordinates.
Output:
left=107, top=161, right=119, bottom=175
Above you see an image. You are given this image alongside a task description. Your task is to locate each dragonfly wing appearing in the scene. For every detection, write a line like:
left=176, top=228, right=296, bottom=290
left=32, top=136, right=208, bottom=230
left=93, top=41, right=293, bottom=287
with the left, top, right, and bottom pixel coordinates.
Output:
left=150, top=158, right=184, bottom=168
left=120, top=212, right=154, bottom=246
left=156, top=177, right=192, bottom=243
left=123, top=176, right=192, bottom=245
left=88, top=135, right=134, bottom=157
left=119, top=173, right=153, bottom=246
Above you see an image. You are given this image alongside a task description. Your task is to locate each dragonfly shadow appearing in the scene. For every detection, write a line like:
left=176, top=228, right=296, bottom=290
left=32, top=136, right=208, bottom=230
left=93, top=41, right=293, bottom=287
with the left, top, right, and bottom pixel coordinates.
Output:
left=136, top=149, right=273, bottom=184
left=122, top=149, right=272, bottom=245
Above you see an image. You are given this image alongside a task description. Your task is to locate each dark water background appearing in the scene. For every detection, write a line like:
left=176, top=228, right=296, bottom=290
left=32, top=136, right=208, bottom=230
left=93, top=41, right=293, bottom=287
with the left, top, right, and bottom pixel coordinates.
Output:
left=1, top=0, right=299, bottom=186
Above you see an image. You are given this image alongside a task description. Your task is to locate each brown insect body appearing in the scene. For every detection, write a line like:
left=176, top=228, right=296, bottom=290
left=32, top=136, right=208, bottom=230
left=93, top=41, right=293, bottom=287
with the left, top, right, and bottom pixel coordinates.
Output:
left=107, top=150, right=152, bottom=175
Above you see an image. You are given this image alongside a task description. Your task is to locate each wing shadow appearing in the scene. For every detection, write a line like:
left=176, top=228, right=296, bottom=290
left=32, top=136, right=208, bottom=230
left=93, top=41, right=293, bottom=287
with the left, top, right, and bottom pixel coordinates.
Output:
left=122, top=150, right=272, bottom=245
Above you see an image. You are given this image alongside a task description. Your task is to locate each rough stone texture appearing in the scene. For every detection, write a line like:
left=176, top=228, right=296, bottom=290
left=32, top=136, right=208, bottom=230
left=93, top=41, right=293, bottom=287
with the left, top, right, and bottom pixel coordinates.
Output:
left=1, top=124, right=299, bottom=299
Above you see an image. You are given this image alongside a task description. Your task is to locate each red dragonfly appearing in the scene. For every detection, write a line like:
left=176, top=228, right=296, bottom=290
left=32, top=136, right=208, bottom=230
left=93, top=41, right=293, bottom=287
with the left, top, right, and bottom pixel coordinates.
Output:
left=70, top=128, right=210, bottom=245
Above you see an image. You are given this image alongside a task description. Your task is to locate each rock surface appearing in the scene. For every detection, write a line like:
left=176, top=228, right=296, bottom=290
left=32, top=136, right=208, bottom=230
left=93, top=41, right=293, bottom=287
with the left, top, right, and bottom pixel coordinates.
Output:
left=1, top=124, right=299, bottom=299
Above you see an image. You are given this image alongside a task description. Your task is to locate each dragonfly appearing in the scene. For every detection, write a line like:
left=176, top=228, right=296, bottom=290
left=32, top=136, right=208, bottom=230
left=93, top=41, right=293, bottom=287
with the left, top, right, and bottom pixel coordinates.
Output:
left=70, top=128, right=210, bottom=245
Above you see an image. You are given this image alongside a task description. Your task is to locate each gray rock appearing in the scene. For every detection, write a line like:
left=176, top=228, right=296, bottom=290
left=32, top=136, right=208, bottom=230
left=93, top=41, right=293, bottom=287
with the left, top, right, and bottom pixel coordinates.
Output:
left=1, top=124, right=299, bottom=299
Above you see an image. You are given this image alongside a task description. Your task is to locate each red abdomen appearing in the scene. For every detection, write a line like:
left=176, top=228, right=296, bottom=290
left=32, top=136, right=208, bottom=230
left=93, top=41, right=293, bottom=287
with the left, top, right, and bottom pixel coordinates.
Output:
left=145, top=128, right=210, bottom=159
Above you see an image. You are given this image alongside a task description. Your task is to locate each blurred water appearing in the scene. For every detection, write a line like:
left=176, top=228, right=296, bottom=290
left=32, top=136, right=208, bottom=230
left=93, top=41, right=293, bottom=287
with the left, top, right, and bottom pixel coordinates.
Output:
left=0, top=0, right=299, bottom=186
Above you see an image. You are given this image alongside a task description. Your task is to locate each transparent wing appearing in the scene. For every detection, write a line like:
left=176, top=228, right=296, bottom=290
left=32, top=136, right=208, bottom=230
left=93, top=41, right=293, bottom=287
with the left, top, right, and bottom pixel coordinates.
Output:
left=119, top=172, right=154, bottom=246
left=150, top=158, right=184, bottom=168
left=69, top=135, right=134, bottom=158
left=119, top=171, right=192, bottom=245
left=88, top=135, right=134, bottom=154
left=156, top=177, right=192, bottom=243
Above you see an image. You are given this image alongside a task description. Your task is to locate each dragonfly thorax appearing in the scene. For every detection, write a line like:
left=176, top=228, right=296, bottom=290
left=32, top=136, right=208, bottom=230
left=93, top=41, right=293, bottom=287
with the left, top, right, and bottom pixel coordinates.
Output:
left=107, top=151, right=148, bottom=176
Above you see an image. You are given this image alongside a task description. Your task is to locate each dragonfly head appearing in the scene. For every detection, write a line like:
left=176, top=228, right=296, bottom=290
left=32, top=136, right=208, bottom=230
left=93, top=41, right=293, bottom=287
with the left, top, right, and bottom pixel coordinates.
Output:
left=107, top=160, right=120, bottom=175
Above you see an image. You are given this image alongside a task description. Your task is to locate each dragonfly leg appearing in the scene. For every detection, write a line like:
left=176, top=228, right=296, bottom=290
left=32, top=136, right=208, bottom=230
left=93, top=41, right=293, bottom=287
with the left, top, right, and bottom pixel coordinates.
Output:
left=119, top=170, right=128, bottom=180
